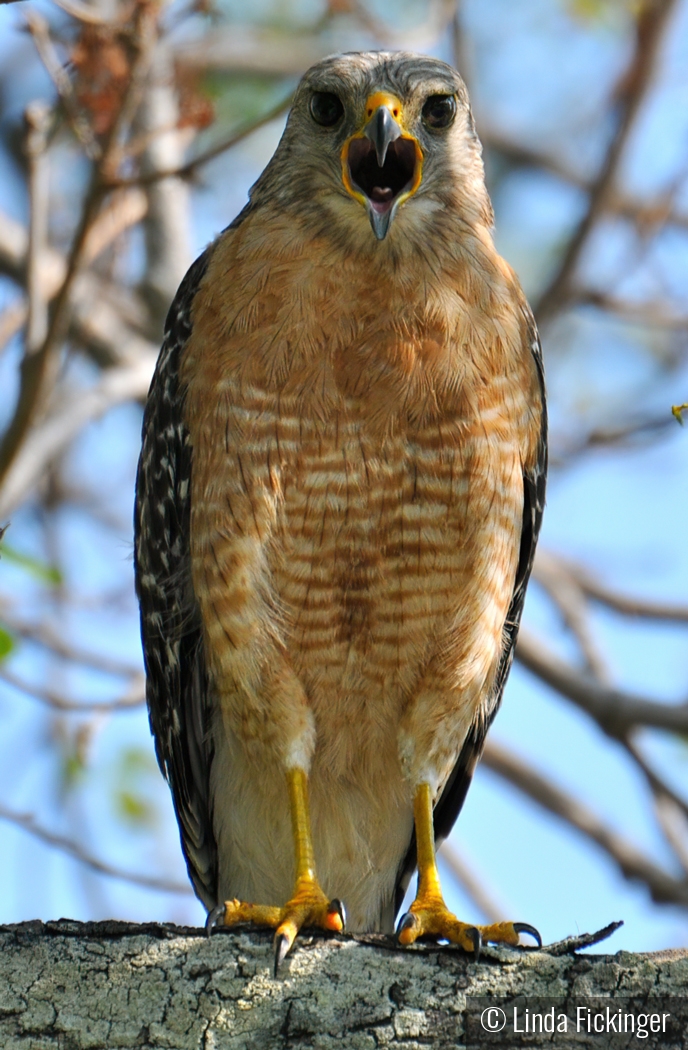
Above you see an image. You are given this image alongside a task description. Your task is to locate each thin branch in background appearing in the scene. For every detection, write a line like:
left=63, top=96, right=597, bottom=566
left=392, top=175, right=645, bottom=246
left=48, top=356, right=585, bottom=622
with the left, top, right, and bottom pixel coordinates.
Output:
left=107, top=92, right=295, bottom=189
left=539, top=551, right=688, bottom=624
left=621, top=735, right=688, bottom=823
left=516, top=627, right=688, bottom=736
left=0, top=300, right=26, bottom=356
left=0, top=803, right=191, bottom=894
left=0, top=607, right=141, bottom=677
left=0, top=665, right=145, bottom=713
left=24, top=100, right=51, bottom=355
left=25, top=9, right=100, bottom=160
left=481, top=740, right=688, bottom=907
left=654, top=795, right=688, bottom=877
left=535, top=0, right=680, bottom=324
left=439, top=840, right=507, bottom=925
left=0, top=2, right=159, bottom=488
left=532, top=552, right=610, bottom=681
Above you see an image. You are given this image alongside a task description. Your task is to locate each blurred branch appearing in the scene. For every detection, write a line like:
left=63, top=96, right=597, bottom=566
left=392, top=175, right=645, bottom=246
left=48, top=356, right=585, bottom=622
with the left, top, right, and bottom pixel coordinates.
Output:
left=0, top=356, right=154, bottom=519
left=536, top=550, right=688, bottom=624
left=534, top=0, right=680, bottom=324
left=516, top=627, right=688, bottom=736
left=0, top=607, right=141, bottom=677
left=25, top=8, right=99, bottom=159
left=621, top=735, right=688, bottom=823
left=0, top=3, right=159, bottom=488
left=532, top=551, right=609, bottom=681
left=0, top=665, right=145, bottom=712
left=439, top=840, right=506, bottom=924
left=24, top=100, right=51, bottom=355
left=482, top=739, right=688, bottom=907
left=108, top=93, right=294, bottom=190
left=484, top=128, right=688, bottom=235
left=0, top=803, right=191, bottom=894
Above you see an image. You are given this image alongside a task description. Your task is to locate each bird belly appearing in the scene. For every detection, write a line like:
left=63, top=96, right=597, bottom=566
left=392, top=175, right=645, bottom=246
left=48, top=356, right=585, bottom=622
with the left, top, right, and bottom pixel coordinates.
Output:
left=209, top=415, right=522, bottom=931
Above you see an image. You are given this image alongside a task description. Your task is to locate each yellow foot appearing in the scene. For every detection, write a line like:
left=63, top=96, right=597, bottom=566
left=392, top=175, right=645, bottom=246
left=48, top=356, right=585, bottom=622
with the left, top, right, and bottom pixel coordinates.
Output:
left=206, top=874, right=346, bottom=975
left=396, top=897, right=540, bottom=961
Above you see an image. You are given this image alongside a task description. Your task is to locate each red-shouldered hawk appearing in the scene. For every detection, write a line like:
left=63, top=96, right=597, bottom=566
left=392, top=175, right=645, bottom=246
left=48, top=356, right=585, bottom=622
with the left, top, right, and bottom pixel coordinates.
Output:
left=135, top=51, right=546, bottom=974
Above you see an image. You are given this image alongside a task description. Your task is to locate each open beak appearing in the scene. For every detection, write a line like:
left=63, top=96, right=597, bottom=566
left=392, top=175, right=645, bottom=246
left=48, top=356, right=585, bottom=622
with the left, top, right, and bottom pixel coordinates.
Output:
left=342, top=92, right=423, bottom=241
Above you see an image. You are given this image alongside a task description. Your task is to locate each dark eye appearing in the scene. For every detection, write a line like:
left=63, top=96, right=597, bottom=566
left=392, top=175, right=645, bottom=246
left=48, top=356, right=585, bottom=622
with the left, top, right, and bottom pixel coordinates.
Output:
left=309, top=92, right=344, bottom=127
left=422, top=94, right=456, bottom=129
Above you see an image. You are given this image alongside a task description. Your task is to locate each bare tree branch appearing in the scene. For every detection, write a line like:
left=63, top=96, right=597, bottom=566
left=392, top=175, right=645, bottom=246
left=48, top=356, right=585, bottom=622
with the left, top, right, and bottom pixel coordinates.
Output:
left=534, top=551, right=688, bottom=625
left=0, top=607, right=141, bottom=677
left=482, top=739, right=688, bottom=907
left=0, top=3, right=159, bottom=487
left=439, top=841, right=507, bottom=925
left=534, top=0, right=681, bottom=324
left=516, top=627, right=688, bottom=736
left=0, top=665, right=145, bottom=712
left=0, top=356, right=155, bottom=519
left=0, top=803, right=191, bottom=894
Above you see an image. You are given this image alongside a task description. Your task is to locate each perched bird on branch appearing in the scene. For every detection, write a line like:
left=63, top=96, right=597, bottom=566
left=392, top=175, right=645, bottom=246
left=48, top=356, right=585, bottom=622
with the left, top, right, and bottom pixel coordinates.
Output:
left=135, top=50, right=547, bottom=973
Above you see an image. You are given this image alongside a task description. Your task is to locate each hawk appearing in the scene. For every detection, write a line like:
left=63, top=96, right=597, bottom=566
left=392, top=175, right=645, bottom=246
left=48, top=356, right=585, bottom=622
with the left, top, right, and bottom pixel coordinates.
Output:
left=135, top=51, right=546, bottom=972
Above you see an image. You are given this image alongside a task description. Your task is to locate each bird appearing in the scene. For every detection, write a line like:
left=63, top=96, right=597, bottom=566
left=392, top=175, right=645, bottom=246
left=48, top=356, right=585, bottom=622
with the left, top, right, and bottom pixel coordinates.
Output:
left=134, top=50, right=546, bottom=974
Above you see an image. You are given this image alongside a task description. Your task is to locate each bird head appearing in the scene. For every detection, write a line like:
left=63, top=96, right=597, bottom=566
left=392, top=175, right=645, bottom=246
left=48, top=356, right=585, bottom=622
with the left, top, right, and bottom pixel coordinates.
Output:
left=253, top=52, right=492, bottom=247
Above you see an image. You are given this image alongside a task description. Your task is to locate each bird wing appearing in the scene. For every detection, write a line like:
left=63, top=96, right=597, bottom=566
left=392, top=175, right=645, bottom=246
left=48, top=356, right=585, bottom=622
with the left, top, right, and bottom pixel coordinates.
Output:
left=134, top=245, right=219, bottom=909
left=394, top=317, right=547, bottom=916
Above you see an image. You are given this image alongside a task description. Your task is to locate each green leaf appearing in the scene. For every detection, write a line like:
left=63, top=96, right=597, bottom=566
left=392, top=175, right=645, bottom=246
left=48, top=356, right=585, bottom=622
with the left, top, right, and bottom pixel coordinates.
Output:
left=0, top=627, right=15, bottom=661
left=116, top=790, right=155, bottom=826
left=0, top=542, right=63, bottom=585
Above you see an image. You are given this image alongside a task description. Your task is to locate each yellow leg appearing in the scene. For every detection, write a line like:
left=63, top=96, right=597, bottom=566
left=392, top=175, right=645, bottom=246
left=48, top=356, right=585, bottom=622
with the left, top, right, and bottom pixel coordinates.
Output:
left=397, top=783, right=540, bottom=958
left=207, top=767, right=345, bottom=974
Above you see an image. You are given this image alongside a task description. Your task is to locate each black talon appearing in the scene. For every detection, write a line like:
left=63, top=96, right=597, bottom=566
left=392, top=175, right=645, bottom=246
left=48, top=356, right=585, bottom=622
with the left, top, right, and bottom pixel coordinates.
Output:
left=206, top=904, right=226, bottom=938
left=274, top=932, right=292, bottom=977
left=328, top=898, right=347, bottom=931
left=395, top=911, right=417, bottom=940
left=467, top=926, right=482, bottom=962
left=513, top=922, right=542, bottom=948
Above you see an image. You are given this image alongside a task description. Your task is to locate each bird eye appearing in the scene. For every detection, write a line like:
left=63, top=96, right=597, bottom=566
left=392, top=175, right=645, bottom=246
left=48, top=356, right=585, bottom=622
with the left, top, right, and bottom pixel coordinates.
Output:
left=422, top=94, right=456, bottom=130
left=309, top=92, right=344, bottom=127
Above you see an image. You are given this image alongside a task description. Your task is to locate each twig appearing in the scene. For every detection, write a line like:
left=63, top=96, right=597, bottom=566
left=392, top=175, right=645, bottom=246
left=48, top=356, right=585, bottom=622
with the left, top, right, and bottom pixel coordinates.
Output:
left=0, top=803, right=191, bottom=894
left=0, top=665, right=145, bottom=712
left=0, top=1, right=159, bottom=488
left=538, top=551, right=688, bottom=624
left=516, top=627, right=688, bottom=736
left=481, top=740, right=688, bottom=907
left=0, top=607, right=141, bottom=677
left=621, top=735, right=688, bottom=823
left=25, top=9, right=100, bottom=160
left=439, top=840, right=507, bottom=924
left=535, top=0, right=680, bottom=323
left=0, top=300, right=26, bottom=356
left=107, top=92, right=294, bottom=189
left=531, top=553, right=609, bottom=681
left=24, top=100, right=51, bottom=355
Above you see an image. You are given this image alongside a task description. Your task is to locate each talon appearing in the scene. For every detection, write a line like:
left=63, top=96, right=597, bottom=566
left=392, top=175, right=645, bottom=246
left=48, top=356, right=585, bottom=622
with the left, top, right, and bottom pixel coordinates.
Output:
left=274, top=931, right=293, bottom=977
left=396, top=910, right=419, bottom=941
left=467, top=925, right=482, bottom=962
left=513, top=922, right=542, bottom=948
left=206, top=903, right=226, bottom=937
left=327, top=898, right=346, bottom=932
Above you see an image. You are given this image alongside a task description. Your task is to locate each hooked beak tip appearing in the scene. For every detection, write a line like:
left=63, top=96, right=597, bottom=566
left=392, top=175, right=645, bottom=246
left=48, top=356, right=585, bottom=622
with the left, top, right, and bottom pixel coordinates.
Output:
left=364, top=106, right=402, bottom=168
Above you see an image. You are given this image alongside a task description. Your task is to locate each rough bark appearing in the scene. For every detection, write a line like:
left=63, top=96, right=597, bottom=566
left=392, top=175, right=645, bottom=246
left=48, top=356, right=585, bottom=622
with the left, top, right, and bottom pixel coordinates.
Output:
left=1, top=920, right=686, bottom=1049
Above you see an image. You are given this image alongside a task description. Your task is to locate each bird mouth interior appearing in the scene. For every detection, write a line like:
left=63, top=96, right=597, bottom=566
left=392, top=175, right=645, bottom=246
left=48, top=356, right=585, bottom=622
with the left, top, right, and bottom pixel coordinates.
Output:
left=347, top=137, right=418, bottom=213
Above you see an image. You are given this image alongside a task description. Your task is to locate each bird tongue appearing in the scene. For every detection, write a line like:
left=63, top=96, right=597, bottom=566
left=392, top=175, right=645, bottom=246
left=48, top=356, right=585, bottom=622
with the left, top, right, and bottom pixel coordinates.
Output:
left=370, top=186, right=393, bottom=203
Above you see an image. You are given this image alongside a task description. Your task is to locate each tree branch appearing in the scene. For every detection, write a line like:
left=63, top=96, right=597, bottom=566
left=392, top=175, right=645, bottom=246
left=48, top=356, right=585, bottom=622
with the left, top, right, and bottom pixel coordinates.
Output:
left=534, top=0, right=680, bottom=324
left=516, top=627, right=688, bottom=736
left=481, top=739, right=688, bottom=907
left=0, top=804, right=190, bottom=894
